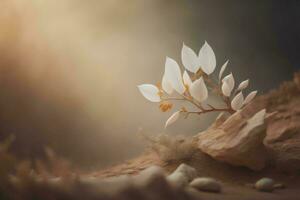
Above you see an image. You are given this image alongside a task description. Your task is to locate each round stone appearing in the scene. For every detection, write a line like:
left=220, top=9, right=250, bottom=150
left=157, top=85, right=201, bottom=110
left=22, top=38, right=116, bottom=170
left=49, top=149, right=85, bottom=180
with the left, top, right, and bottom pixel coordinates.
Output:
left=173, top=163, right=198, bottom=182
left=255, top=178, right=275, bottom=192
left=190, top=177, right=221, bottom=193
left=167, top=172, right=189, bottom=188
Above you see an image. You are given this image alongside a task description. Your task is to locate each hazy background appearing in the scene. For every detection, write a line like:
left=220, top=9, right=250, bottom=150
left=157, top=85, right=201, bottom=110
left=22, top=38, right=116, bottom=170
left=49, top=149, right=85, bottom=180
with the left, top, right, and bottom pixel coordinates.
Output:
left=0, top=0, right=299, bottom=169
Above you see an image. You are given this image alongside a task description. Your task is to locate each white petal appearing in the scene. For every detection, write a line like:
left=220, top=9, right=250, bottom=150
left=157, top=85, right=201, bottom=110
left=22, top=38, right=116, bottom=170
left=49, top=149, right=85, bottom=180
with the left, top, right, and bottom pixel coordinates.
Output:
left=162, top=74, right=173, bottom=94
left=165, top=57, right=185, bottom=94
left=218, top=60, right=229, bottom=81
left=198, top=41, right=216, bottom=75
left=138, top=84, right=161, bottom=102
left=222, top=73, right=235, bottom=93
left=231, top=92, right=244, bottom=111
left=190, top=77, right=208, bottom=102
left=181, top=43, right=200, bottom=73
left=221, top=81, right=232, bottom=97
left=237, top=79, right=249, bottom=91
left=165, top=111, right=181, bottom=128
left=243, top=91, right=257, bottom=105
left=183, top=71, right=192, bottom=88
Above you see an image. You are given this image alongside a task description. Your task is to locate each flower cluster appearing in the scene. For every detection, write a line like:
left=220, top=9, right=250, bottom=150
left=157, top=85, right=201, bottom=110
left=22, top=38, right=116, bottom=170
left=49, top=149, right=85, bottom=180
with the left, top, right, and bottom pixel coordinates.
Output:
left=138, top=41, right=257, bottom=128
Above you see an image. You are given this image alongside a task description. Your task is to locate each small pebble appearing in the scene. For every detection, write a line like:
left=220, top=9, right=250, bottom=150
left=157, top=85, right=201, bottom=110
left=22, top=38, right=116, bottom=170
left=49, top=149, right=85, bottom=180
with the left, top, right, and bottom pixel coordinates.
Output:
left=173, top=163, right=197, bottom=182
left=274, top=183, right=285, bottom=189
left=255, top=178, right=275, bottom=192
left=190, top=177, right=222, bottom=193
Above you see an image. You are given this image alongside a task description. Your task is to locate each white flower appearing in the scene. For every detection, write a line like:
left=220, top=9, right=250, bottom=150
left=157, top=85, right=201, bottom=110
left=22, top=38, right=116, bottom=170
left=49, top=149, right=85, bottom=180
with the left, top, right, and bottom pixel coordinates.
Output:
left=222, top=73, right=235, bottom=96
left=190, top=77, right=208, bottom=102
left=231, top=92, right=244, bottom=111
left=183, top=71, right=192, bottom=88
left=237, top=79, right=249, bottom=91
left=243, top=91, right=257, bottom=105
left=138, top=84, right=161, bottom=102
left=221, top=81, right=231, bottom=97
left=198, top=41, right=216, bottom=75
left=165, top=57, right=185, bottom=94
left=181, top=43, right=200, bottom=73
left=138, top=40, right=259, bottom=126
left=165, top=111, right=181, bottom=128
left=219, top=60, right=229, bottom=81
left=162, top=74, right=173, bottom=94
left=182, top=41, right=217, bottom=75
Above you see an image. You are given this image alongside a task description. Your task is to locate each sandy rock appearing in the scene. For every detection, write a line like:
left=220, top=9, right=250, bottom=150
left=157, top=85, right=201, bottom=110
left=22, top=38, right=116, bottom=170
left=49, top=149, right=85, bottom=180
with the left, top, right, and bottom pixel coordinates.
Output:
left=198, top=109, right=268, bottom=170
left=243, top=72, right=300, bottom=171
left=255, top=177, right=274, bottom=192
left=199, top=72, right=300, bottom=171
left=190, top=177, right=221, bottom=193
left=264, top=99, right=300, bottom=171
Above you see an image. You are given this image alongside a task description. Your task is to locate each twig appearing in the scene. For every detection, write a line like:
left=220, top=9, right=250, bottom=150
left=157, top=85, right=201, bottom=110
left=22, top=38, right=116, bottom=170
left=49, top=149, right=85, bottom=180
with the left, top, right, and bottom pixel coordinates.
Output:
left=162, top=73, right=235, bottom=115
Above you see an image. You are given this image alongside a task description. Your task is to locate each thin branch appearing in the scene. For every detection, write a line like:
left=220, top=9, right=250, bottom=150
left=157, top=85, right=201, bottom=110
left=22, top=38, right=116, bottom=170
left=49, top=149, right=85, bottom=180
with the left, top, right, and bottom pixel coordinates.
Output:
left=161, top=97, right=185, bottom=101
left=162, top=95, right=204, bottom=111
left=162, top=74, right=235, bottom=115
left=180, top=94, right=204, bottom=110
left=207, top=104, right=215, bottom=109
left=184, top=107, right=233, bottom=119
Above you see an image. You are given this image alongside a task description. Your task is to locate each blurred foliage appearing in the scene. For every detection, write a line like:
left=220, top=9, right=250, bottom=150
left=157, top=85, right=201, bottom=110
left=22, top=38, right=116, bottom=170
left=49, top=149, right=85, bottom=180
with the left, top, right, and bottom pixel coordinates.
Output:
left=141, top=133, right=197, bottom=163
left=0, top=135, right=79, bottom=200
left=0, top=135, right=16, bottom=200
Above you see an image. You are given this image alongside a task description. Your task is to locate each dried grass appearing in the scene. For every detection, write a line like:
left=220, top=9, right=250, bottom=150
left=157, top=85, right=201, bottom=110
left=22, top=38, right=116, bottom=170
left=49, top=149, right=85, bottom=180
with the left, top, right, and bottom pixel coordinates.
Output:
left=141, top=133, right=198, bottom=163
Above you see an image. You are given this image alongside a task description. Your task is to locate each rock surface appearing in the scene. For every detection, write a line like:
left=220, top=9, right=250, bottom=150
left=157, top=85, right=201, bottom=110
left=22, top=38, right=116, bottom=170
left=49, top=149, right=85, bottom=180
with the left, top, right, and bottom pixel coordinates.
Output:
left=196, top=72, right=300, bottom=171
left=251, top=72, right=300, bottom=171
left=190, top=177, right=221, bottom=193
left=264, top=99, right=300, bottom=171
left=197, top=109, right=268, bottom=170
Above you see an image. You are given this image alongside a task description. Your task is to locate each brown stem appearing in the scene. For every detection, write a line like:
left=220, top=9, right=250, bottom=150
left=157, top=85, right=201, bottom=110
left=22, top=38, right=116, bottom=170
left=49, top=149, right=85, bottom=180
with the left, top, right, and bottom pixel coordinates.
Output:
left=161, top=97, right=185, bottom=101
left=203, top=75, right=235, bottom=114
left=162, top=74, right=236, bottom=115
left=162, top=96, right=204, bottom=111
left=185, top=107, right=233, bottom=116
left=180, top=94, right=205, bottom=110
